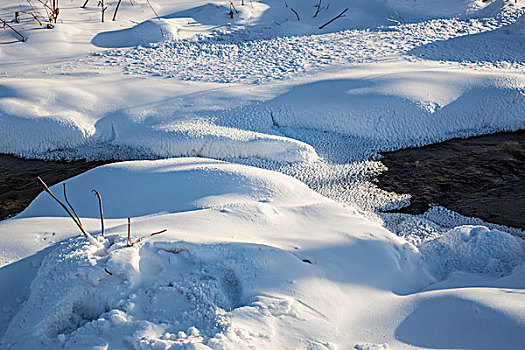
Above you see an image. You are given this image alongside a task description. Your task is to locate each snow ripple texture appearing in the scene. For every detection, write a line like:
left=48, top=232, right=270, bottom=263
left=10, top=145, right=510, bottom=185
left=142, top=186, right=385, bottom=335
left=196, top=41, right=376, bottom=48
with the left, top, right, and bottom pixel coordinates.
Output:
left=96, top=5, right=525, bottom=83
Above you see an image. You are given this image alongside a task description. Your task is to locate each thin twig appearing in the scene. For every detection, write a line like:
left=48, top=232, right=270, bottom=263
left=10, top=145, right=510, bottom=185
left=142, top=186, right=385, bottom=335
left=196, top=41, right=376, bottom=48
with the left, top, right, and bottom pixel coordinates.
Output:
left=318, top=8, right=347, bottom=29
left=63, top=183, right=82, bottom=228
left=290, top=7, right=300, bottom=21
left=130, top=229, right=167, bottom=246
left=127, top=218, right=131, bottom=246
left=38, top=177, right=87, bottom=235
left=0, top=18, right=27, bottom=41
left=230, top=0, right=238, bottom=13
left=145, top=0, right=160, bottom=20
left=38, top=177, right=101, bottom=246
left=112, top=0, right=122, bottom=21
left=92, top=190, right=105, bottom=236
left=313, top=0, right=322, bottom=18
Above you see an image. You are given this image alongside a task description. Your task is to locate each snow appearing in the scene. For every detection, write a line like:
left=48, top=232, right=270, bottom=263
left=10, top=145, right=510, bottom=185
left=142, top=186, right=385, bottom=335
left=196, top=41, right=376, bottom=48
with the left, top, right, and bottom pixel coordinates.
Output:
left=1, top=0, right=525, bottom=348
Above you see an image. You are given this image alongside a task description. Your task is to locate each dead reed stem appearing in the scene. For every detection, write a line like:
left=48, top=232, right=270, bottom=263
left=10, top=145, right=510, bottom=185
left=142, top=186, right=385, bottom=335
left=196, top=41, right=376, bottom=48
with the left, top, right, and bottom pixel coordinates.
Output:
left=318, top=8, right=347, bottom=29
left=92, top=190, right=105, bottom=236
left=1, top=18, right=27, bottom=41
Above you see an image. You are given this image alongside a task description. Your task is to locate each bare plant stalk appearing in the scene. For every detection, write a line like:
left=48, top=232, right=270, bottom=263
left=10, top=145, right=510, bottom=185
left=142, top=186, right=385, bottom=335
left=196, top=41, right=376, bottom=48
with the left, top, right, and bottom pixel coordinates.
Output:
left=127, top=218, right=131, bottom=246
left=63, top=183, right=82, bottom=226
left=112, top=0, right=122, bottom=21
left=318, top=8, right=347, bottom=29
left=37, top=177, right=100, bottom=245
left=21, top=10, right=43, bottom=25
left=313, top=0, right=322, bottom=18
left=101, top=0, right=106, bottom=22
left=386, top=8, right=404, bottom=25
left=52, top=0, right=57, bottom=22
left=1, top=18, right=27, bottom=41
left=38, top=178, right=83, bottom=233
left=35, top=0, right=51, bottom=18
left=27, top=0, right=40, bottom=16
left=36, top=0, right=52, bottom=11
left=145, top=0, right=160, bottom=20
left=290, top=7, right=300, bottom=21
left=230, top=1, right=238, bottom=13
left=92, top=190, right=105, bottom=236
left=130, top=229, right=167, bottom=246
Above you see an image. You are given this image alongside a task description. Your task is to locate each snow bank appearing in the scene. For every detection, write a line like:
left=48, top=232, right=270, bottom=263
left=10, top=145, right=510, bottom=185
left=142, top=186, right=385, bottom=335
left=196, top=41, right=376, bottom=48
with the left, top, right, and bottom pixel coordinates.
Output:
left=0, top=78, right=318, bottom=163
left=264, top=70, right=525, bottom=150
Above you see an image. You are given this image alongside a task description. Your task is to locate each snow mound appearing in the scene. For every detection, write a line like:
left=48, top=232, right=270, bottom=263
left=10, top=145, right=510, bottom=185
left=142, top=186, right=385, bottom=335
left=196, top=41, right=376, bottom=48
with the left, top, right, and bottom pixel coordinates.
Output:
left=92, top=19, right=181, bottom=48
left=20, top=157, right=327, bottom=219
left=420, top=225, right=525, bottom=280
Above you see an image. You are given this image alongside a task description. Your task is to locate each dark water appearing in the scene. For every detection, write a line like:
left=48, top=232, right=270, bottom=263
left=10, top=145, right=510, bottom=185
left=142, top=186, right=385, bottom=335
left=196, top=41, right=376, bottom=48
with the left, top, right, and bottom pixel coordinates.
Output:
left=377, top=130, right=525, bottom=230
left=0, top=155, right=107, bottom=220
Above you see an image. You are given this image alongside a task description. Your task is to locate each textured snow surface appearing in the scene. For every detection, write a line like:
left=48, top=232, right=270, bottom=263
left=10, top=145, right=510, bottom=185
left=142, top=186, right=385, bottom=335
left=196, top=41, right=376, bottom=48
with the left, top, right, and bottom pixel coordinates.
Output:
left=421, top=225, right=525, bottom=279
left=96, top=5, right=525, bottom=83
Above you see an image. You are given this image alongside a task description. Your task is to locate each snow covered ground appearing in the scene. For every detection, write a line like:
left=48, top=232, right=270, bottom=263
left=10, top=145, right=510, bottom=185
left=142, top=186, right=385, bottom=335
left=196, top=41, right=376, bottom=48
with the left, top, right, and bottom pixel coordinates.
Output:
left=0, top=0, right=524, bottom=348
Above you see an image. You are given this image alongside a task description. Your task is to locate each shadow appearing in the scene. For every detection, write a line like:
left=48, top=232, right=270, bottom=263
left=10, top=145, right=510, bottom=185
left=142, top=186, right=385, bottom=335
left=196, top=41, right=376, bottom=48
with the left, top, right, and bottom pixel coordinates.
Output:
left=290, top=238, right=433, bottom=295
left=395, top=295, right=525, bottom=349
left=0, top=245, right=55, bottom=337
left=92, top=20, right=170, bottom=48
left=163, top=3, right=229, bottom=25
left=408, top=21, right=525, bottom=64
left=0, top=85, right=17, bottom=98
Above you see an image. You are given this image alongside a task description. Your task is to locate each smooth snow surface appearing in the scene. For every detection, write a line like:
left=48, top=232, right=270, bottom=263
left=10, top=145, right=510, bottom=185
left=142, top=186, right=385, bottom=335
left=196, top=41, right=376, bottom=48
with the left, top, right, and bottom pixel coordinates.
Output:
left=1, top=0, right=525, bottom=348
